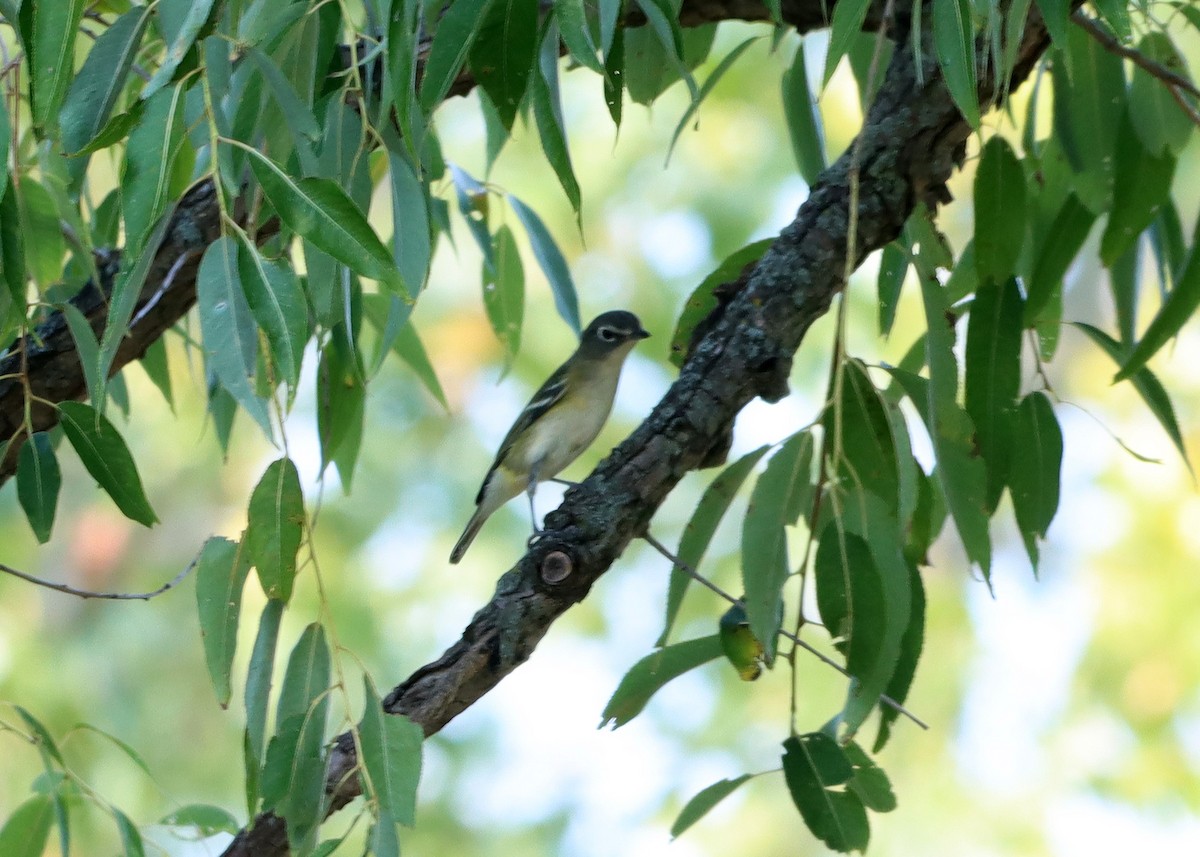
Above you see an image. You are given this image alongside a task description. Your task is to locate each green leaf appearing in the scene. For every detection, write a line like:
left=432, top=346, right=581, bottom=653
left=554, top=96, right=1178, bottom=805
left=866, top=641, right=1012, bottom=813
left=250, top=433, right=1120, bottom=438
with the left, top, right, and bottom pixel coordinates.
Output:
left=13, top=705, right=64, bottom=767
left=554, top=0, right=605, bottom=73
left=468, top=0, right=539, bottom=131
left=603, top=24, right=624, bottom=126
left=814, top=526, right=888, bottom=715
left=1008, top=392, right=1062, bottom=568
left=873, top=562, right=925, bottom=751
left=671, top=775, right=753, bottom=838
left=244, top=46, right=321, bottom=173
left=317, top=333, right=367, bottom=481
left=388, top=152, right=432, bottom=295
left=964, top=278, right=1023, bottom=512
left=159, top=805, right=240, bottom=836
left=60, top=302, right=105, bottom=410
left=368, top=814, right=399, bottom=857
left=359, top=677, right=424, bottom=827
left=823, top=0, right=872, bottom=86
left=876, top=243, right=908, bottom=336
left=1051, top=24, right=1124, bottom=213
left=782, top=734, right=869, bottom=853
left=0, top=85, right=8, bottom=192
left=669, top=239, right=771, bottom=368
left=1100, top=111, right=1176, bottom=267
left=236, top=237, right=308, bottom=390
left=1034, top=0, right=1069, bottom=46
left=391, top=320, right=448, bottom=408
left=17, top=432, right=61, bottom=543
left=58, top=401, right=157, bottom=526
left=658, top=445, right=769, bottom=647
left=1109, top=243, right=1139, bottom=347
left=0, top=176, right=24, bottom=304
left=265, top=626, right=331, bottom=850
left=483, top=224, right=525, bottom=370
left=507, top=194, right=581, bottom=334
left=60, top=7, right=151, bottom=154
left=1115, top=216, right=1200, bottom=383
left=1025, top=193, right=1095, bottom=323
left=932, top=0, right=980, bottom=128
left=1074, top=322, right=1191, bottom=472
left=741, top=431, right=814, bottom=661
left=600, top=635, right=723, bottom=729
left=826, top=359, right=901, bottom=514
left=781, top=40, right=826, bottom=185
left=197, top=236, right=272, bottom=435
left=142, top=0, right=217, bottom=100
left=532, top=23, right=582, bottom=212
left=30, top=0, right=86, bottom=131
left=246, top=599, right=285, bottom=772
left=16, top=177, right=64, bottom=288
left=915, top=274, right=991, bottom=577
left=669, top=36, right=758, bottom=160
left=245, top=147, right=408, bottom=298
left=0, top=796, right=55, bottom=857
left=973, top=137, right=1027, bottom=284
left=419, top=0, right=494, bottom=112
left=112, top=809, right=145, bottom=857
left=1128, top=33, right=1194, bottom=157
left=844, top=742, right=897, bottom=812
left=632, top=0, right=684, bottom=59
left=195, top=536, right=251, bottom=707
left=247, top=457, right=305, bottom=603
left=121, top=83, right=187, bottom=252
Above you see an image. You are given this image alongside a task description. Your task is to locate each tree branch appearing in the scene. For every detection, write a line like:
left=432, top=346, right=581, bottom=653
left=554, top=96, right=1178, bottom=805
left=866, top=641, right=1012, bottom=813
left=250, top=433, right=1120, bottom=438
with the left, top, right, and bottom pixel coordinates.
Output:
left=222, top=3, right=1074, bottom=855
left=1071, top=10, right=1200, bottom=100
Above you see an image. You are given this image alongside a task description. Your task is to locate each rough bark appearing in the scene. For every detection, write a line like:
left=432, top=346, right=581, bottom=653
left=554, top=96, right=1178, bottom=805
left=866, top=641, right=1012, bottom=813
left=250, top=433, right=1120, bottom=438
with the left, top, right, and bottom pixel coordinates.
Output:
left=220, top=3, right=1072, bottom=856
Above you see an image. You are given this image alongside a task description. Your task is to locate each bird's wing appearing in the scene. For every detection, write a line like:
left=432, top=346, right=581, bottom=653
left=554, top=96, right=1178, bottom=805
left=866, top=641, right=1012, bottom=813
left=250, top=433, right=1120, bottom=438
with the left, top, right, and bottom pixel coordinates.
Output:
left=473, top=363, right=570, bottom=504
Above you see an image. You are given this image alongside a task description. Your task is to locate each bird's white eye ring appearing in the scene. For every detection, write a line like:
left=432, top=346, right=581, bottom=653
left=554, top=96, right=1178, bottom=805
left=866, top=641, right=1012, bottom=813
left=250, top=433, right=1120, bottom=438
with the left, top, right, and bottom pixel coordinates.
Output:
left=598, top=326, right=619, bottom=342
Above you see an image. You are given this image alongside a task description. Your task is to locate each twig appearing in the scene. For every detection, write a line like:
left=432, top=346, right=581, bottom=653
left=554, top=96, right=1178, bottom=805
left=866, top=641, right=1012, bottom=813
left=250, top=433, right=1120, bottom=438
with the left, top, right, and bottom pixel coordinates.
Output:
left=1071, top=10, right=1200, bottom=99
left=639, top=531, right=929, bottom=730
left=1169, top=84, right=1200, bottom=126
left=0, top=556, right=200, bottom=600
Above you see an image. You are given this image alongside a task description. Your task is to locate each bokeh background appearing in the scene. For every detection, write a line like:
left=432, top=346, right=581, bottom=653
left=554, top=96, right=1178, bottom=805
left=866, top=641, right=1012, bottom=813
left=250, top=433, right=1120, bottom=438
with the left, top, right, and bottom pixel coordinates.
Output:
left=3, top=15, right=1200, bottom=857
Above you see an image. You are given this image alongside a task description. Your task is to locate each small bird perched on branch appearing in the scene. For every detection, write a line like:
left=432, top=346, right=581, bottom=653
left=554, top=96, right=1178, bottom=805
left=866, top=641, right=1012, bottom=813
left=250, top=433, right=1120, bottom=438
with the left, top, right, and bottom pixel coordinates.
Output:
left=450, top=310, right=651, bottom=564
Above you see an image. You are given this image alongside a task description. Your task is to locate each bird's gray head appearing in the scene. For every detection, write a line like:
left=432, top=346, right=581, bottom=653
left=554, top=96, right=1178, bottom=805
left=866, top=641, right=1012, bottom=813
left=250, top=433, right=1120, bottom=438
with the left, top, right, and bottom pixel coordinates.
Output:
left=578, top=310, right=651, bottom=359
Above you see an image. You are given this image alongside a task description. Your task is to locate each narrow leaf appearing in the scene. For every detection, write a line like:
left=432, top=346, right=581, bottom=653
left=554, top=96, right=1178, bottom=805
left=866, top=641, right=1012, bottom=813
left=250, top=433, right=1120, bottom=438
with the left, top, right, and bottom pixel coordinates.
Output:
left=196, top=236, right=272, bottom=434
left=58, top=401, right=157, bottom=525
left=30, top=0, right=86, bottom=130
left=482, top=224, right=525, bottom=369
left=359, top=677, right=424, bottom=826
left=973, top=137, right=1027, bottom=284
left=245, top=146, right=408, bottom=297
left=246, top=457, right=305, bottom=603
left=669, top=239, right=771, bottom=368
left=822, top=0, right=872, bottom=86
left=142, top=0, right=217, bottom=100
left=1008, top=392, right=1063, bottom=568
left=669, top=37, right=758, bottom=159
left=1074, top=322, right=1190, bottom=471
left=964, top=278, right=1023, bottom=512
left=0, top=796, right=55, bottom=857
left=1100, top=111, right=1176, bottom=267
left=60, top=7, right=151, bottom=154
left=932, top=0, right=980, bottom=127
left=236, top=237, right=308, bottom=389
left=195, top=536, right=252, bottom=707
left=781, top=40, right=826, bottom=185
left=741, top=431, right=814, bottom=660
left=468, top=0, right=539, bottom=131
left=17, top=432, right=61, bottom=543
left=658, top=445, right=770, bottom=647
left=507, top=194, right=581, bottom=333
left=419, top=0, right=494, bottom=112
left=671, top=775, right=753, bottom=838
left=600, top=635, right=723, bottom=728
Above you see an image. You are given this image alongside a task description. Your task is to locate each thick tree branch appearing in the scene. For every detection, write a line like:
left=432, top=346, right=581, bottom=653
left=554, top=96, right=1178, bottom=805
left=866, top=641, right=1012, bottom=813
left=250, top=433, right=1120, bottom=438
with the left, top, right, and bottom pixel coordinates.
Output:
left=222, top=3, right=1074, bottom=855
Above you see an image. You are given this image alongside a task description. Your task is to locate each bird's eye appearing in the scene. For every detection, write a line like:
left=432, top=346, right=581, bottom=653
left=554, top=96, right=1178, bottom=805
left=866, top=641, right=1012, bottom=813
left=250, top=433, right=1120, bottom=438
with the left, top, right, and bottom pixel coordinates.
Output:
left=598, top=326, right=619, bottom=342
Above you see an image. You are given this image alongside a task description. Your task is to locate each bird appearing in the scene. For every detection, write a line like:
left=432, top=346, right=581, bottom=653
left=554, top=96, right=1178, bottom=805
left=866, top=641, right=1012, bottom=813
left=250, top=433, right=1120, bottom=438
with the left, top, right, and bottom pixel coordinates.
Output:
left=449, top=310, right=651, bottom=563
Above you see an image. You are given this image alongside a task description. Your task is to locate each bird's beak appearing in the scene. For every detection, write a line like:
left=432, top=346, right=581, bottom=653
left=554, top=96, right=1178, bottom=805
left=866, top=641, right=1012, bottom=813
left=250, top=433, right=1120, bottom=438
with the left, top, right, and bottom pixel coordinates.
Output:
left=635, top=326, right=651, bottom=340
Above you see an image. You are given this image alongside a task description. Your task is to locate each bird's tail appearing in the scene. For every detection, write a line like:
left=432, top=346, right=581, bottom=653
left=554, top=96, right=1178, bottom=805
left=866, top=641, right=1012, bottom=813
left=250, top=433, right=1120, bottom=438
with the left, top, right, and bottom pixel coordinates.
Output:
left=449, top=510, right=486, bottom=564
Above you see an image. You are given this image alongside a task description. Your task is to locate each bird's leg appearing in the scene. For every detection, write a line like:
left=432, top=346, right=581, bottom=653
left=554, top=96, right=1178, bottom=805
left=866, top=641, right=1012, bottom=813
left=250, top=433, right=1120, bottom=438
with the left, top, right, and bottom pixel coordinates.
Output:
left=549, top=477, right=577, bottom=487
left=525, top=463, right=542, bottom=547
